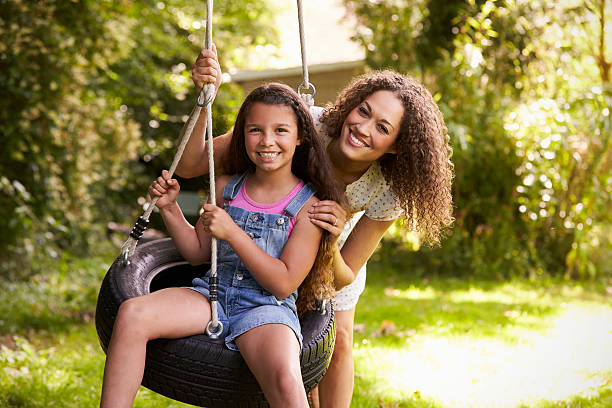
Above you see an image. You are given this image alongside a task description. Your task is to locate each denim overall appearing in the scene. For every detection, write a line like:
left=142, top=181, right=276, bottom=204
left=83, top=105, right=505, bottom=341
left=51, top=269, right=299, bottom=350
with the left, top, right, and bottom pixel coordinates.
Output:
left=189, top=172, right=316, bottom=351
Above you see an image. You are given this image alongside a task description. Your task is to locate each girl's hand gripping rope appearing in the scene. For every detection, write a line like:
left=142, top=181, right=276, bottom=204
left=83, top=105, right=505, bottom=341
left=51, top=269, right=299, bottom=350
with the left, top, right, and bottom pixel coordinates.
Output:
left=149, top=170, right=180, bottom=210
left=200, top=203, right=238, bottom=241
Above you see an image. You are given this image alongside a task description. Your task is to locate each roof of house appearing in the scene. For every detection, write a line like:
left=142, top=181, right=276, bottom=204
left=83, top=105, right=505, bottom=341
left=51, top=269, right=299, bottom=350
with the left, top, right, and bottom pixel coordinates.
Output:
left=229, top=60, right=364, bottom=83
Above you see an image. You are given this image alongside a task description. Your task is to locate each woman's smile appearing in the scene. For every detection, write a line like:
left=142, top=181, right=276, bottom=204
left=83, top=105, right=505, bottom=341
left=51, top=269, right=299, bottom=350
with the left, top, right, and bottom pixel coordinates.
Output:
left=347, top=128, right=369, bottom=148
left=339, top=90, right=404, bottom=163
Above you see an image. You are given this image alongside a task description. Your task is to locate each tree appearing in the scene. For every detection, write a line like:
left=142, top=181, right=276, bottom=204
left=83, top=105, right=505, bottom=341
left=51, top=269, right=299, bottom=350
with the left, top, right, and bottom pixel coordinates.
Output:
left=342, top=0, right=612, bottom=278
left=0, top=0, right=278, bottom=277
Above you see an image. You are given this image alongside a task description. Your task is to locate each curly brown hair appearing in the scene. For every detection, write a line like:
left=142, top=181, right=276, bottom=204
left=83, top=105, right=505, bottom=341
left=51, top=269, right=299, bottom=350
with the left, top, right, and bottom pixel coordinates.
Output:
left=224, top=83, right=347, bottom=314
left=320, top=70, right=454, bottom=245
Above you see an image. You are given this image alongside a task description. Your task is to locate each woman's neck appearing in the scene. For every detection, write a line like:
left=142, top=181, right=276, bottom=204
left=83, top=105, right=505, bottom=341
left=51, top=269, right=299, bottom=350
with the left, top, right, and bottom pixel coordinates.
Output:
left=327, top=139, right=371, bottom=186
left=246, top=169, right=300, bottom=204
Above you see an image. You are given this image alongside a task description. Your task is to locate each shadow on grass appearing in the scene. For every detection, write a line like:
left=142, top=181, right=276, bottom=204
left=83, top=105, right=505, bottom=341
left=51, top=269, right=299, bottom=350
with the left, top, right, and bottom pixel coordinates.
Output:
left=359, top=248, right=610, bottom=343
left=0, top=254, right=108, bottom=340
left=356, top=294, right=555, bottom=343
left=348, top=246, right=612, bottom=408
left=352, top=371, right=612, bottom=408
left=353, top=371, right=445, bottom=408
left=519, top=386, right=612, bottom=408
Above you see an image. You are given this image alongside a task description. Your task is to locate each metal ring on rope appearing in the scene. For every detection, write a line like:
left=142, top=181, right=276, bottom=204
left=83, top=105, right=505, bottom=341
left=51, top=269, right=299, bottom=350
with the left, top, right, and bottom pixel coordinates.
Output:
left=205, top=320, right=224, bottom=338
left=297, top=81, right=316, bottom=98
left=296, top=0, right=315, bottom=106
left=297, top=81, right=316, bottom=106
left=197, top=83, right=216, bottom=107
left=121, top=249, right=130, bottom=266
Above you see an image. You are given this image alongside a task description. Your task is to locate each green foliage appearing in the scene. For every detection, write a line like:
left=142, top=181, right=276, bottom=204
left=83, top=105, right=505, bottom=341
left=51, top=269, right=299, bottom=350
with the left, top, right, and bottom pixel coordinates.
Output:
left=0, top=248, right=194, bottom=407
left=101, top=0, right=276, bottom=167
left=0, top=244, right=115, bottom=336
left=345, top=0, right=612, bottom=279
left=1, top=0, right=277, bottom=278
left=343, top=0, right=425, bottom=72
left=1, top=0, right=141, bottom=276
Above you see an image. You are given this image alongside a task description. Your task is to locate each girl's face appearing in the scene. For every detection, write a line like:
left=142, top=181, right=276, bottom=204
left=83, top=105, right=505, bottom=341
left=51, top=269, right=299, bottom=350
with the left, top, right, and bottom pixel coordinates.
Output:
left=244, top=102, right=300, bottom=175
left=339, top=90, right=404, bottom=164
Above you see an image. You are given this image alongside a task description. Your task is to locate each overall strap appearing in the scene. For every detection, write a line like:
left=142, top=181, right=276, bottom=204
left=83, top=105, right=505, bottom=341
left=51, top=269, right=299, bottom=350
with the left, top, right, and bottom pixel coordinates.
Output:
left=222, top=172, right=249, bottom=202
left=284, top=182, right=316, bottom=217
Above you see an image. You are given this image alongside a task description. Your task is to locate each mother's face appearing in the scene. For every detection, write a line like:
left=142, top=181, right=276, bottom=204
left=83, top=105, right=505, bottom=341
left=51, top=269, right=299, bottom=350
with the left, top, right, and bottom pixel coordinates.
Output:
left=339, top=90, right=404, bottom=164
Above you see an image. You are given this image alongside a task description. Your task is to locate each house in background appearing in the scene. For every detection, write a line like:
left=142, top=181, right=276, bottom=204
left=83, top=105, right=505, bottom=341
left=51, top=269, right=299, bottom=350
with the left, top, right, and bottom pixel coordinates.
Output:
left=230, top=60, right=365, bottom=107
left=228, top=0, right=365, bottom=106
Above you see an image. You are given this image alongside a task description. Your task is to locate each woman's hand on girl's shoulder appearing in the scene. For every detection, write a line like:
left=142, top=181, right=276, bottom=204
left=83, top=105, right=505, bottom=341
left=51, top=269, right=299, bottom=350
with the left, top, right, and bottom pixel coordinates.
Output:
left=307, top=199, right=347, bottom=242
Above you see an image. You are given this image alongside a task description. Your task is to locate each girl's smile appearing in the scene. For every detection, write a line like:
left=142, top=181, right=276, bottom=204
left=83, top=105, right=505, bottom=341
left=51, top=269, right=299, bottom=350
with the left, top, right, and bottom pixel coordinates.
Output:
left=244, top=103, right=300, bottom=172
left=258, top=152, right=279, bottom=158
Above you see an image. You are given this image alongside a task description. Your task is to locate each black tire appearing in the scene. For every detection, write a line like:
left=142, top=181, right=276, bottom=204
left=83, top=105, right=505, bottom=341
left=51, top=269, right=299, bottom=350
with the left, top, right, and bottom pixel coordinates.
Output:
left=95, top=238, right=335, bottom=407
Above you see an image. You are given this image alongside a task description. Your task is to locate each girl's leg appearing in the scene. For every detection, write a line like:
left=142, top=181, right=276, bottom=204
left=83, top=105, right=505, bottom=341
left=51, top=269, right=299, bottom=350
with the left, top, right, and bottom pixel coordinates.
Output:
left=100, top=288, right=211, bottom=408
left=316, top=308, right=355, bottom=408
left=235, top=324, right=309, bottom=408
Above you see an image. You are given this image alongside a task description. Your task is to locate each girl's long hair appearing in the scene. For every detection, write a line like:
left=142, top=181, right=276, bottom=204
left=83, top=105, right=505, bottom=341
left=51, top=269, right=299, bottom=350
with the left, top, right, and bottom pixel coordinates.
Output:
left=320, top=70, right=454, bottom=245
left=225, top=83, right=346, bottom=314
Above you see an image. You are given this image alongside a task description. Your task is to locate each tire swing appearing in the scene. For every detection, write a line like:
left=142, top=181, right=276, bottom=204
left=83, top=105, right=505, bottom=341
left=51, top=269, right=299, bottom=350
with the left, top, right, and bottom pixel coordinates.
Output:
left=95, top=1, right=334, bottom=406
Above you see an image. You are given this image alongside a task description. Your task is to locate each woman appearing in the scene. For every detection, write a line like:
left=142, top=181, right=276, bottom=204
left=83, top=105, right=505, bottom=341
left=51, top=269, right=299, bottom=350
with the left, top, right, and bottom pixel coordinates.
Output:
left=176, top=46, right=454, bottom=407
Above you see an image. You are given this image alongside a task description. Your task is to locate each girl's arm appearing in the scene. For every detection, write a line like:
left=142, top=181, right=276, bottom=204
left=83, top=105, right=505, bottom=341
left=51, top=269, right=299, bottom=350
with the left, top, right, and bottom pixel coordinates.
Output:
left=204, top=195, right=322, bottom=299
left=244, top=196, right=322, bottom=299
left=159, top=202, right=212, bottom=265
left=150, top=170, right=221, bottom=265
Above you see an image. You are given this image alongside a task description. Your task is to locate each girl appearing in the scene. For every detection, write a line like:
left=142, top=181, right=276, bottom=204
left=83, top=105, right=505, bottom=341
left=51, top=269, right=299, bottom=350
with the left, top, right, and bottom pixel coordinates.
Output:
left=180, top=46, right=454, bottom=408
left=99, top=83, right=345, bottom=408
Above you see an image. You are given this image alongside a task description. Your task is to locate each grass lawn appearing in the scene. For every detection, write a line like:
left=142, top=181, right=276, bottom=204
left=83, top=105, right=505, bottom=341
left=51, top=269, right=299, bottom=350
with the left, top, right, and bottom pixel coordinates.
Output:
left=1, top=244, right=611, bottom=407
left=351, top=254, right=612, bottom=407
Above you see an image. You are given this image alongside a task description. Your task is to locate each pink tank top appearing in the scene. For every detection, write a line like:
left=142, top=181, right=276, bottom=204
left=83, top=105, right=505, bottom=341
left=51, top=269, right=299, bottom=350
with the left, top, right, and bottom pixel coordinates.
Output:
left=229, top=179, right=305, bottom=234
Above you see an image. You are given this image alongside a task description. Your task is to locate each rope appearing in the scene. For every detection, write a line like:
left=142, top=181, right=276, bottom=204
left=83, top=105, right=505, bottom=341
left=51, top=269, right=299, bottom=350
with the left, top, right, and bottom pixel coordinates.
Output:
left=119, top=104, right=204, bottom=264
left=296, top=0, right=315, bottom=106
left=202, top=0, right=222, bottom=339
left=119, top=0, right=222, bottom=338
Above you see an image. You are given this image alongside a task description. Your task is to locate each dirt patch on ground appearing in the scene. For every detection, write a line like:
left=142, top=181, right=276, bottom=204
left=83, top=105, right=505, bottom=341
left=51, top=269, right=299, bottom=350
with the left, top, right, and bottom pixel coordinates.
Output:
left=0, top=334, right=17, bottom=350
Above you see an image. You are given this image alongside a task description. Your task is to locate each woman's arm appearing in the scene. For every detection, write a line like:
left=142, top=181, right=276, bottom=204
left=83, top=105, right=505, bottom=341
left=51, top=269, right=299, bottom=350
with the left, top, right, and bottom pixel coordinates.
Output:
left=176, top=44, right=229, bottom=178
left=332, top=216, right=394, bottom=290
left=175, top=130, right=232, bottom=178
